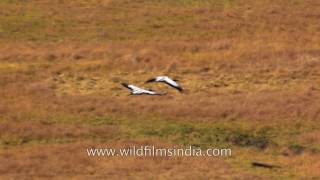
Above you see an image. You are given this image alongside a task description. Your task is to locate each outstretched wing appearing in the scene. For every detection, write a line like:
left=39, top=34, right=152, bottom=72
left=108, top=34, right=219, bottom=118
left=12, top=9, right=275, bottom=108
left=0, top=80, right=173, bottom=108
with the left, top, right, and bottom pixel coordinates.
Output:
left=143, top=90, right=167, bottom=95
left=129, top=85, right=144, bottom=92
left=134, top=87, right=165, bottom=95
left=121, top=83, right=144, bottom=92
left=164, top=77, right=183, bottom=92
left=140, top=89, right=157, bottom=95
left=122, top=82, right=167, bottom=96
left=121, top=83, right=133, bottom=90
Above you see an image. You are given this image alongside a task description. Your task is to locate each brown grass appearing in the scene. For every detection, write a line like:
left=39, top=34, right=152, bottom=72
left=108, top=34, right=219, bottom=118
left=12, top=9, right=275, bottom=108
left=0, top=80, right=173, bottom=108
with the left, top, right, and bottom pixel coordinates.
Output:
left=0, top=0, right=320, bottom=179
left=0, top=142, right=262, bottom=179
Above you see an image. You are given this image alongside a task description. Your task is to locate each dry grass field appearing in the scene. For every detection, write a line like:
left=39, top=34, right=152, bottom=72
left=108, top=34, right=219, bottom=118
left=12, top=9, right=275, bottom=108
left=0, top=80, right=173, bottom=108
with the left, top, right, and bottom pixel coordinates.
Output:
left=0, top=0, right=320, bottom=179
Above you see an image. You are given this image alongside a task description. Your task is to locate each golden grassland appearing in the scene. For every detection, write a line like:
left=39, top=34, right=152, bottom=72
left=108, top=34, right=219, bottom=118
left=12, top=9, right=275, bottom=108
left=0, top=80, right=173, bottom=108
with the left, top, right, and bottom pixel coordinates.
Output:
left=0, top=0, right=320, bottom=179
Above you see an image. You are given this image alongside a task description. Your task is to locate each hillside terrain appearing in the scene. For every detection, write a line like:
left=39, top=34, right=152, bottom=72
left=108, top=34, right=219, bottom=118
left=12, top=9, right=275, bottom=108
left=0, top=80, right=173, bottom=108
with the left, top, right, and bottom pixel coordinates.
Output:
left=0, top=0, right=320, bottom=179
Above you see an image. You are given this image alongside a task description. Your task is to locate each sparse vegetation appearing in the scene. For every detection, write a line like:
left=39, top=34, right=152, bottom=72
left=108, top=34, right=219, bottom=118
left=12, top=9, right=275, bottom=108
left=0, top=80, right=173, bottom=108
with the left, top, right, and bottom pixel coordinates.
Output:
left=0, top=0, right=319, bottom=179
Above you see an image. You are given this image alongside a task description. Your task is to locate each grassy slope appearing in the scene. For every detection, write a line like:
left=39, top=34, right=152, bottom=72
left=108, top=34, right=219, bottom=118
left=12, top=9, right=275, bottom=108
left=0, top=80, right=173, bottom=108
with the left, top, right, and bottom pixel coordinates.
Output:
left=0, top=0, right=320, bottom=179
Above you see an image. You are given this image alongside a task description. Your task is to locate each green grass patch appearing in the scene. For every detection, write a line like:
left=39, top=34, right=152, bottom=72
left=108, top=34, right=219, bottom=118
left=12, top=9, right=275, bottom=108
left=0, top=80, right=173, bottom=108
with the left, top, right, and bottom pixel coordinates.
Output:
left=137, top=120, right=275, bottom=149
left=1, top=114, right=319, bottom=155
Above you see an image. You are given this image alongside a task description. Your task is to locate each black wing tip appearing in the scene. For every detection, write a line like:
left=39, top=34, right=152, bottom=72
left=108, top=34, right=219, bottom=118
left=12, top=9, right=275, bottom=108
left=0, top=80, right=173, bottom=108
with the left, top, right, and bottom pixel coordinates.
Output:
left=172, top=85, right=183, bottom=92
left=121, top=83, right=129, bottom=87
left=145, top=78, right=156, bottom=83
